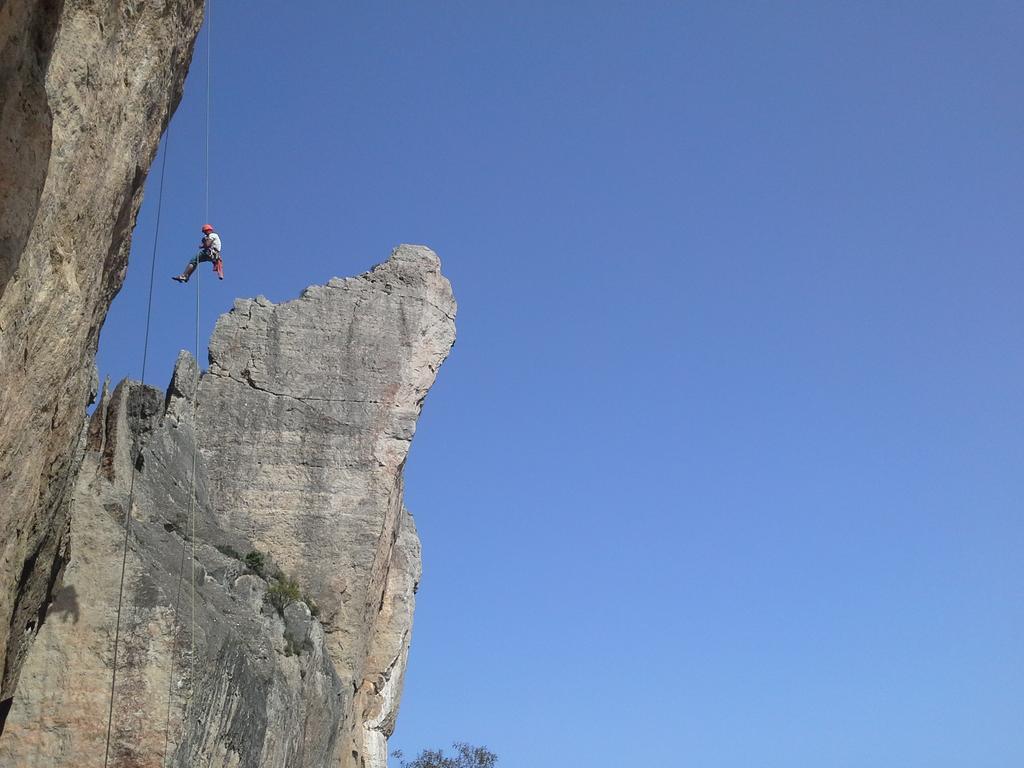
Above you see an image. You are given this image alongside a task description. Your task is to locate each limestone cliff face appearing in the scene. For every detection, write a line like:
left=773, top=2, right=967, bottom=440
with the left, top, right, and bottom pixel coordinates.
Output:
left=0, top=0, right=204, bottom=708
left=0, top=246, right=456, bottom=767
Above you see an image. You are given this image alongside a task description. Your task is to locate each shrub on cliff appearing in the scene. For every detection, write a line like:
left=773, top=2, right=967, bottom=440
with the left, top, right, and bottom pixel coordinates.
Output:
left=267, top=575, right=301, bottom=615
left=244, top=550, right=266, bottom=575
left=392, top=743, right=497, bottom=768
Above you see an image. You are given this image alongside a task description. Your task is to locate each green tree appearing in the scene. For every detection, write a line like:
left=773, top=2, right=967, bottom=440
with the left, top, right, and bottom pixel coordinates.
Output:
left=392, top=743, right=497, bottom=768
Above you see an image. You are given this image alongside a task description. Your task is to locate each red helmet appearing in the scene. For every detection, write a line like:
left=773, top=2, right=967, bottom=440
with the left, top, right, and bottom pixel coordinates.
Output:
left=201, top=224, right=214, bottom=233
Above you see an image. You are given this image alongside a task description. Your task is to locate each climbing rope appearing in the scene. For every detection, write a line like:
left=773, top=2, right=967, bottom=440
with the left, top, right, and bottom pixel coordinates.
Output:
left=161, top=3, right=212, bottom=763
left=102, top=120, right=172, bottom=768
left=205, top=0, right=212, bottom=222
left=159, top=270, right=200, bottom=766
left=194, top=0, right=211, bottom=696
left=103, top=3, right=214, bottom=762
left=189, top=210, right=199, bottom=691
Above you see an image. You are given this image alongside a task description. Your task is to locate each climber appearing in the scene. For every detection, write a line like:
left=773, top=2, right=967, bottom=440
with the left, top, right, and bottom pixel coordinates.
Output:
left=172, top=223, right=223, bottom=282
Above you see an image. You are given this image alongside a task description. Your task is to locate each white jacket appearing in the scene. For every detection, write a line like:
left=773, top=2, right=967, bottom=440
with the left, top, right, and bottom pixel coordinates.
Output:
left=203, top=232, right=222, bottom=253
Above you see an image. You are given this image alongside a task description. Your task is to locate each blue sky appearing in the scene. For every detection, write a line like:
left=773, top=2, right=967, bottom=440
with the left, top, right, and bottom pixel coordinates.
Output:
left=97, top=2, right=1023, bottom=766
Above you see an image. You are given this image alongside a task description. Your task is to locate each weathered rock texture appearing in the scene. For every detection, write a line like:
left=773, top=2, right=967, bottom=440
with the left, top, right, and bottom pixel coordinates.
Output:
left=0, top=0, right=204, bottom=712
left=0, top=246, right=456, bottom=767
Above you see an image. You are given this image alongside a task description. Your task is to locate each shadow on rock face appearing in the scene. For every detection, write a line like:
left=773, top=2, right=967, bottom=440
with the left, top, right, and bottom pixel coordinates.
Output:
left=49, top=585, right=80, bottom=624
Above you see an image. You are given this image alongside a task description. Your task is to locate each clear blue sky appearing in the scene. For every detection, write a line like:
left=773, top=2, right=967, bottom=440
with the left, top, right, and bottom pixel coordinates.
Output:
left=97, top=2, right=1023, bottom=766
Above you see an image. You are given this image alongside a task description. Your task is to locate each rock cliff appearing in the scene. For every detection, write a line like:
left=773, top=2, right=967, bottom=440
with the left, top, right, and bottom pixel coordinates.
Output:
left=0, top=246, right=456, bottom=767
left=0, top=0, right=204, bottom=710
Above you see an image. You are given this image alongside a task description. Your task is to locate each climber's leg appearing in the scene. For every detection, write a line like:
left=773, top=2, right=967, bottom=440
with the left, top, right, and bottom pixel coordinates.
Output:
left=172, top=261, right=197, bottom=283
left=173, top=249, right=212, bottom=283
